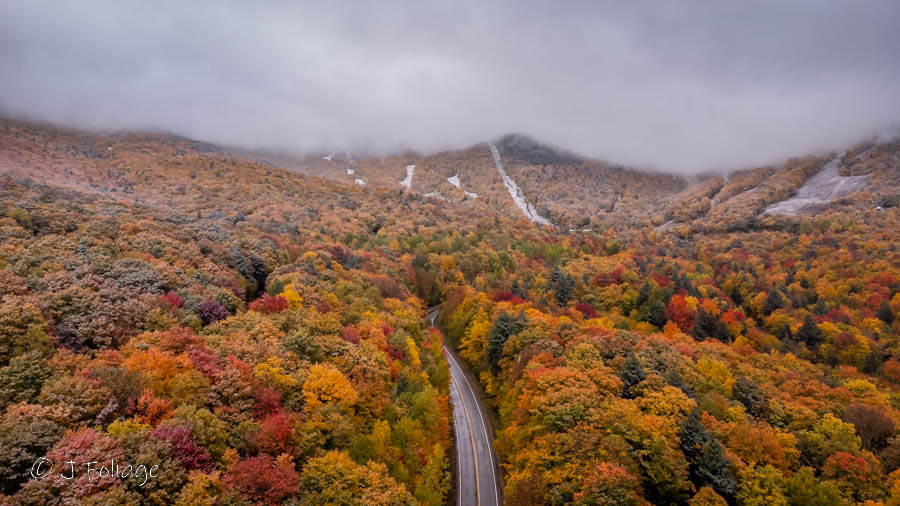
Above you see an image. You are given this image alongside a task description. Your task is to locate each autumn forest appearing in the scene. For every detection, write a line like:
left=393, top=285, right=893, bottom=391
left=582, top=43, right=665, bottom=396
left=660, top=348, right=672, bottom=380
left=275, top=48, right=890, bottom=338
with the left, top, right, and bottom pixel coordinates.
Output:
left=1, top=117, right=899, bottom=506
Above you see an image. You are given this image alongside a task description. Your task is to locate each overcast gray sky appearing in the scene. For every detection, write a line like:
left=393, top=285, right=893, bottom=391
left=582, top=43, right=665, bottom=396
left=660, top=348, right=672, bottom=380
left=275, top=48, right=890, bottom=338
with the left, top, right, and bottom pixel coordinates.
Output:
left=1, top=0, right=899, bottom=173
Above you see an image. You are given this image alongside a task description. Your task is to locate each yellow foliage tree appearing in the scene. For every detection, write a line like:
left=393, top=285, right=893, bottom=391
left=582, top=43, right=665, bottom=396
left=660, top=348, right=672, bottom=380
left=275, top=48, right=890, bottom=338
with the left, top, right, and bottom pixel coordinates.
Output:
left=696, top=356, right=734, bottom=395
left=302, top=363, right=358, bottom=413
left=281, top=283, right=303, bottom=309
left=459, top=308, right=491, bottom=366
left=254, top=357, right=297, bottom=393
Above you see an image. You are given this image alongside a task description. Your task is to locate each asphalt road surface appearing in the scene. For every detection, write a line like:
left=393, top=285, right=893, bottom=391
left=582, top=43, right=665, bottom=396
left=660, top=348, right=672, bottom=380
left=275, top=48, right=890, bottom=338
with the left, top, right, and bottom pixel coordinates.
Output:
left=428, top=306, right=502, bottom=506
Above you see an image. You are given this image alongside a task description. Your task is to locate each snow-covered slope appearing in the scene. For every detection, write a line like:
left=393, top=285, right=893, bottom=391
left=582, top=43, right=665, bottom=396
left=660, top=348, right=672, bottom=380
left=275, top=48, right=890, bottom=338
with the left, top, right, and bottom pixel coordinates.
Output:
left=446, top=173, right=477, bottom=197
left=764, top=157, right=869, bottom=215
left=488, top=142, right=552, bottom=226
left=399, top=164, right=415, bottom=189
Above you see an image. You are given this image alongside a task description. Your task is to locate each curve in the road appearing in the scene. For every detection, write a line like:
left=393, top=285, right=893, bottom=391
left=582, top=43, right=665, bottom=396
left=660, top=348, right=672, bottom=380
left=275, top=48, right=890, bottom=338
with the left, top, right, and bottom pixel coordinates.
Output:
left=429, top=307, right=502, bottom=506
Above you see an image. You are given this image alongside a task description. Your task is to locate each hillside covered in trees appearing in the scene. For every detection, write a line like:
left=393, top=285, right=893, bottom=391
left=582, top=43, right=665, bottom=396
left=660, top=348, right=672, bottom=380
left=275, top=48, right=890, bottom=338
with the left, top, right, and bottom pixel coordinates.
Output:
left=1, top=118, right=899, bottom=505
left=243, top=132, right=900, bottom=233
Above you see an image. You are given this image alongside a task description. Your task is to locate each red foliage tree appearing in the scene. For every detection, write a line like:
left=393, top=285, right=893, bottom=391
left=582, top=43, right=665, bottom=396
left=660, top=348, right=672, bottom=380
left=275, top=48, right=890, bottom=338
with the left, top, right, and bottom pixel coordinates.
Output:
left=161, top=291, right=184, bottom=309
left=249, top=412, right=294, bottom=455
left=340, top=325, right=361, bottom=345
left=574, top=302, right=599, bottom=319
left=492, top=291, right=525, bottom=304
left=252, top=387, right=284, bottom=418
left=665, top=294, right=697, bottom=332
left=249, top=294, right=289, bottom=314
left=189, top=347, right=223, bottom=382
left=151, top=425, right=213, bottom=471
left=226, top=454, right=299, bottom=505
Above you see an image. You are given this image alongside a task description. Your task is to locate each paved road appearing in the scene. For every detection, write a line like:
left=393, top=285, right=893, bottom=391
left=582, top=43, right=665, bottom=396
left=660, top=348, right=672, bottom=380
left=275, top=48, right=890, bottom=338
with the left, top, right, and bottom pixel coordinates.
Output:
left=427, top=306, right=502, bottom=506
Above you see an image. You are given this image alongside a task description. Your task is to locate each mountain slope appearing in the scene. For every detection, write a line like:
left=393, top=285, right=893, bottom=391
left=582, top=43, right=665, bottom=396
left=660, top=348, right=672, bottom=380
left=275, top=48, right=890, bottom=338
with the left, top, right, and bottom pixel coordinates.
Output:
left=243, top=132, right=898, bottom=233
left=2, top=117, right=900, bottom=505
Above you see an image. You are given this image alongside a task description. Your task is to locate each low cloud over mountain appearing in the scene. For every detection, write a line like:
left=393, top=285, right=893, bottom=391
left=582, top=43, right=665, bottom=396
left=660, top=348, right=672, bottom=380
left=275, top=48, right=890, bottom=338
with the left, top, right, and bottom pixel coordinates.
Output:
left=2, top=0, right=899, bottom=173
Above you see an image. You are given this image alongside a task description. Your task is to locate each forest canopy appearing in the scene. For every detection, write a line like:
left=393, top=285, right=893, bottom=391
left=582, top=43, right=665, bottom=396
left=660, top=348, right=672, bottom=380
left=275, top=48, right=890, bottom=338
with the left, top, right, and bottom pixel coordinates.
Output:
left=0, top=118, right=898, bottom=504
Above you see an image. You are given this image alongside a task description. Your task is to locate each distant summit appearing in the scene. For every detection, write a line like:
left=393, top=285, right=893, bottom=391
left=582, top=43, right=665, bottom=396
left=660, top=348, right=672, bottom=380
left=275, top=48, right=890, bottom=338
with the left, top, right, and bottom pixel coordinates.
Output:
left=495, top=134, right=582, bottom=166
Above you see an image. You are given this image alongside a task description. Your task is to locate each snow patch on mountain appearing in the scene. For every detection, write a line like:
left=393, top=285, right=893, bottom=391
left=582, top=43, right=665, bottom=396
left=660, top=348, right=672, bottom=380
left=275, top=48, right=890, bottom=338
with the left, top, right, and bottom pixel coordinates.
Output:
left=763, top=156, right=869, bottom=215
left=354, top=178, right=365, bottom=185
left=425, top=192, right=450, bottom=202
left=488, top=142, right=553, bottom=226
left=400, top=164, right=414, bottom=189
left=444, top=172, right=477, bottom=198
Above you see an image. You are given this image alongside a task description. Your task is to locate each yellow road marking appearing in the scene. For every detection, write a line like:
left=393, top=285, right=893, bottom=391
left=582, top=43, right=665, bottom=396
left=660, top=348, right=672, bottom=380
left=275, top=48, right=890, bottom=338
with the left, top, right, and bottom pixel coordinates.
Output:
left=451, top=373, right=481, bottom=506
left=447, top=350, right=499, bottom=506
left=433, top=306, right=493, bottom=505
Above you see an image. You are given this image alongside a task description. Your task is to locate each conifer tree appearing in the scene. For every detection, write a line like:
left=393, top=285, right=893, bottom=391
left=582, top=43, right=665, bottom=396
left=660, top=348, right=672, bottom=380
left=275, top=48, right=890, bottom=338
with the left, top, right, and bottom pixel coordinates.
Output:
left=877, top=302, right=894, bottom=324
left=691, top=308, right=731, bottom=343
left=797, top=315, right=822, bottom=347
left=762, top=289, right=786, bottom=316
left=620, top=352, right=647, bottom=398
left=550, top=267, right=574, bottom=306
left=647, top=299, right=668, bottom=329
left=488, top=311, right=526, bottom=372
left=679, top=409, right=737, bottom=501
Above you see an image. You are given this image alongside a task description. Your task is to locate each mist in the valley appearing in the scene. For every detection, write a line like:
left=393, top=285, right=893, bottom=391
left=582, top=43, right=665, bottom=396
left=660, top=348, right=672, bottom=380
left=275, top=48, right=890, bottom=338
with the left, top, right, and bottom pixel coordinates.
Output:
left=1, top=0, right=899, bottom=173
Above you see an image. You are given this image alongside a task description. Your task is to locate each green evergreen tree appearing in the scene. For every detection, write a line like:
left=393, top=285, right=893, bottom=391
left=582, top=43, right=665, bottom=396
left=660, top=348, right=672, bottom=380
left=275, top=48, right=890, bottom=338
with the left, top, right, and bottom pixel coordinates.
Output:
left=679, top=409, right=737, bottom=501
left=674, top=274, right=693, bottom=296
left=761, top=289, right=785, bottom=316
left=777, top=322, right=793, bottom=341
left=620, top=352, right=646, bottom=398
left=511, top=279, right=525, bottom=299
left=635, top=282, right=652, bottom=310
left=863, top=350, right=883, bottom=375
left=813, top=299, right=828, bottom=315
left=877, top=302, right=894, bottom=324
left=665, top=368, right=695, bottom=398
left=488, top=311, right=526, bottom=372
left=690, top=308, right=731, bottom=343
left=647, top=299, right=668, bottom=329
left=550, top=267, right=574, bottom=306
left=797, top=315, right=822, bottom=347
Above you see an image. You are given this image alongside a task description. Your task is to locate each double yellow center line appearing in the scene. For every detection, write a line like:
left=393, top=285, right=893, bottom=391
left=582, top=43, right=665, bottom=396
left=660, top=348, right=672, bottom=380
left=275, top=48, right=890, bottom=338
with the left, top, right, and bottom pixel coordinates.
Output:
left=451, top=374, right=482, bottom=505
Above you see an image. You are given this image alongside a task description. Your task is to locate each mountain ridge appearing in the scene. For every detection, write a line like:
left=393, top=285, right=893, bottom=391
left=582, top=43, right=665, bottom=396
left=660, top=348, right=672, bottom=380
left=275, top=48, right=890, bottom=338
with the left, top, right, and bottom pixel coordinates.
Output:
left=2, top=116, right=897, bottom=234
